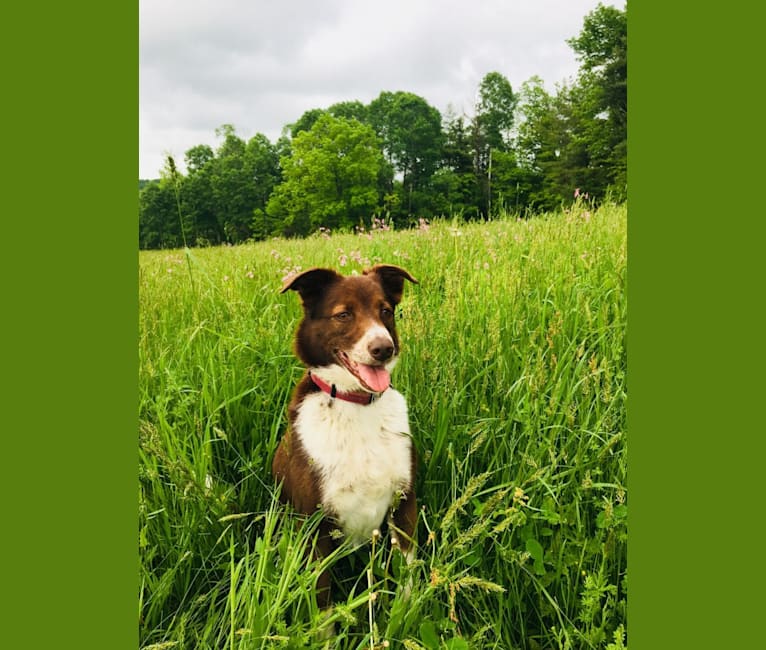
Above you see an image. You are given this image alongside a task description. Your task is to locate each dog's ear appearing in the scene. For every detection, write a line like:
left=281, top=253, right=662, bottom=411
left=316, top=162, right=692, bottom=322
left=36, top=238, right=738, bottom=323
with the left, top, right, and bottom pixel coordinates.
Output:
left=281, top=268, right=342, bottom=310
left=365, top=265, right=418, bottom=306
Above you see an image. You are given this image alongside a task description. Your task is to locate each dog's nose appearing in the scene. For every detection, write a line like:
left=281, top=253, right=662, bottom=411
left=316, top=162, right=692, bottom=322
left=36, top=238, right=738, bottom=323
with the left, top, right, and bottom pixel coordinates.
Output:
left=369, top=337, right=394, bottom=362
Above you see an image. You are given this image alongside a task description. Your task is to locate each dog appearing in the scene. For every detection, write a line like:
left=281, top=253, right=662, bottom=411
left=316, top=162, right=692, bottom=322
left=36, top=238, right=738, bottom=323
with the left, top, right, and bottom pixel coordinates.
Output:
left=272, top=264, right=419, bottom=612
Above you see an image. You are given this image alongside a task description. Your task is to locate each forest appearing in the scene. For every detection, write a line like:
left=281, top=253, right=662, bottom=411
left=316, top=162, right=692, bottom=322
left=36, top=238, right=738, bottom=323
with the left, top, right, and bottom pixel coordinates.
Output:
left=139, top=4, right=625, bottom=249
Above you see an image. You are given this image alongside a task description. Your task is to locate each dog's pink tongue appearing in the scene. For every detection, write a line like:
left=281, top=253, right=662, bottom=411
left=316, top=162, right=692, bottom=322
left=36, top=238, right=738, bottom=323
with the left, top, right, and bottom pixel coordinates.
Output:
left=358, top=364, right=391, bottom=393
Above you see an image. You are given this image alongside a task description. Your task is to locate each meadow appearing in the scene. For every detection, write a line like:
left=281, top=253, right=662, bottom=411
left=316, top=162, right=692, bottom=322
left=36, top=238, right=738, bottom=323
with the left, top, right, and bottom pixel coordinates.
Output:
left=139, top=202, right=627, bottom=649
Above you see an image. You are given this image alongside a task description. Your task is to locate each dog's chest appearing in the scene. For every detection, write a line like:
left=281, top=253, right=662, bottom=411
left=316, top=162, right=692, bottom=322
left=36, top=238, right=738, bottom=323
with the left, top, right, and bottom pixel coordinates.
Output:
left=294, top=390, right=412, bottom=546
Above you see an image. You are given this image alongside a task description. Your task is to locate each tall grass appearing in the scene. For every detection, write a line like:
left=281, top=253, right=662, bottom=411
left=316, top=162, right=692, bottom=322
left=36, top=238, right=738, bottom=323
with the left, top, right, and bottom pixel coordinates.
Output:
left=139, top=202, right=627, bottom=649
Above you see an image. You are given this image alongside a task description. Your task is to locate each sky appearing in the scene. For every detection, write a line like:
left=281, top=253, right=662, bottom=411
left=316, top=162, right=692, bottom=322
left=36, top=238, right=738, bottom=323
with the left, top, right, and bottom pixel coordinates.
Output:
left=140, top=0, right=623, bottom=180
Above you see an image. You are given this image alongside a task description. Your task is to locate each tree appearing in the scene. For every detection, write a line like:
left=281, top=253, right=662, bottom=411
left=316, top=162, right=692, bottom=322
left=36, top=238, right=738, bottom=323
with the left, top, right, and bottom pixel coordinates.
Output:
left=471, top=71, right=518, bottom=216
left=139, top=180, right=180, bottom=249
left=567, top=3, right=627, bottom=198
left=245, top=133, right=281, bottom=240
left=368, top=91, right=443, bottom=219
left=202, top=125, right=280, bottom=243
left=513, top=77, right=563, bottom=210
left=328, top=100, right=369, bottom=123
left=266, top=114, right=386, bottom=237
left=439, top=108, right=480, bottom=218
left=209, top=126, right=254, bottom=242
left=180, top=157, right=218, bottom=245
left=289, top=108, right=327, bottom=138
left=476, top=71, right=517, bottom=152
left=184, top=144, right=214, bottom=174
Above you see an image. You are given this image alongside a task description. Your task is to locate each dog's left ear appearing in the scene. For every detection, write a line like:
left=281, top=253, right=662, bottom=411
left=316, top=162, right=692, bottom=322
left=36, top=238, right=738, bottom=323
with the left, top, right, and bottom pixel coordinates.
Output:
left=365, top=265, right=418, bottom=306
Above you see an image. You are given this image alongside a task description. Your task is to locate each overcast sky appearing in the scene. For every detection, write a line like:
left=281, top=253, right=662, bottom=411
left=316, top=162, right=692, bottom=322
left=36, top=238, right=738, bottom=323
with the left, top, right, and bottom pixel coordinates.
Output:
left=140, top=0, right=623, bottom=179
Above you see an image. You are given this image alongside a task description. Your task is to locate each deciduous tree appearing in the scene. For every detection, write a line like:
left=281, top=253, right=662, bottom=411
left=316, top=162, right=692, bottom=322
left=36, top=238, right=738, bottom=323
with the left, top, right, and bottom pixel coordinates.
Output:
left=368, top=91, right=443, bottom=218
left=567, top=3, right=627, bottom=198
left=266, top=114, right=385, bottom=237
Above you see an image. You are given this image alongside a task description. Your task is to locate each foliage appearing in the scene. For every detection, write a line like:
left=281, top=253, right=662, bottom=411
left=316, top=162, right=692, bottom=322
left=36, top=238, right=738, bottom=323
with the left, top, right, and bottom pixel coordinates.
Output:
left=368, top=90, right=444, bottom=220
left=139, top=201, right=627, bottom=649
left=473, top=72, right=517, bottom=217
left=265, top=114, right=387, bottom=237
left=139, top=4, right=627, bottom=248
left=289, top=108, right=327, bottom=139
left=567, top=3, right=628, bottom=199
left=139, top=180, right=181, bottom=249
left=437, top=110, right=480, bottom=219
left=476, top=71, right=517, bottom=152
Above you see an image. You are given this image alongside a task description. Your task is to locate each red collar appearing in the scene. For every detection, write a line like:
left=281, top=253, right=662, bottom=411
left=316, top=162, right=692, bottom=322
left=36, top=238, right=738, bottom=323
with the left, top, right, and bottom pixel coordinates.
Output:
left=309, top=371, right=381, bottom=405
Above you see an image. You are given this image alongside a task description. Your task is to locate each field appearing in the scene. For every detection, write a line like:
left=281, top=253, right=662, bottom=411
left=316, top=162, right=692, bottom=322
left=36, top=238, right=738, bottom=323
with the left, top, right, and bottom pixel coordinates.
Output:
left=139, top=202, right=627, bottom=649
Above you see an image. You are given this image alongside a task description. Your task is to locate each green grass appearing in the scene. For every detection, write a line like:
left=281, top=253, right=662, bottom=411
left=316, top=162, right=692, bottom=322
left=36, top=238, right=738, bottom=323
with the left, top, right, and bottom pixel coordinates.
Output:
left=139, top=202, right=627, bottom=649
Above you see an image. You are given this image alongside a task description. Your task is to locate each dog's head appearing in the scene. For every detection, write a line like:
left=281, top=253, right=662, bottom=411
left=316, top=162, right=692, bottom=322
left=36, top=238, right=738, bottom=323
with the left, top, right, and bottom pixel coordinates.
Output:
left=281, top=265, right=418, bottom=393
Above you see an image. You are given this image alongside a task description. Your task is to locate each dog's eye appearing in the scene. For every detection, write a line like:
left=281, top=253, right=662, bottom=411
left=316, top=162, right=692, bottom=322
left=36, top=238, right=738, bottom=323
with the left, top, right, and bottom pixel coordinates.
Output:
left=333, top=311, right=352, bottom=321
left=381, top=307, right=394, bottom=318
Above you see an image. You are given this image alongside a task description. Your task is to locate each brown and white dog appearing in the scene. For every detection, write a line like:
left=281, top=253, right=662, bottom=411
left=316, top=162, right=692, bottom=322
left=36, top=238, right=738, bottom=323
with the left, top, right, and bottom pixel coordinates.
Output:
left=272, top=264, right=419, bottom=610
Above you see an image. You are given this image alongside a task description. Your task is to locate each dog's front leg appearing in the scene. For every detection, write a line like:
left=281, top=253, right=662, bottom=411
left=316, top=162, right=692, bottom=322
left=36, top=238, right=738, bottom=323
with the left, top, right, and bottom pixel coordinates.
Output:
left=388, top=488, right=418, bottom=599
left=313, top=519, right=337, bottom=639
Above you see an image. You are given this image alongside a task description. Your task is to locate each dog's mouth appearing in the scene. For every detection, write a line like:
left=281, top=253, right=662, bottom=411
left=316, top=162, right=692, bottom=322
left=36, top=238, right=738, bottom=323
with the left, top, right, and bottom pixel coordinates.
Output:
left=336, top=351, right=391, bottom=393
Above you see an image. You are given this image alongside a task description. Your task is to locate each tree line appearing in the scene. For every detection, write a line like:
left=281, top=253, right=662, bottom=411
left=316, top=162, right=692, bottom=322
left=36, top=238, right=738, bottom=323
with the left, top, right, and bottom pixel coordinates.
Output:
left=139, top=4, right=625, bottom=249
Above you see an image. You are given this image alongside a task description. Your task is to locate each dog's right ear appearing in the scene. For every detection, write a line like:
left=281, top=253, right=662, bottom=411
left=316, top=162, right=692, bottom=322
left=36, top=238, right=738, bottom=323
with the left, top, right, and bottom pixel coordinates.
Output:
left=281, top=268, right=341, bottom=309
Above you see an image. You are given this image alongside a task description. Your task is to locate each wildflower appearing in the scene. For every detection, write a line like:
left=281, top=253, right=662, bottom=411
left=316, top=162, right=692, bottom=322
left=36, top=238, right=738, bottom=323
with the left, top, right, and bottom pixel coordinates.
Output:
left=372, top=217, right=390, bottom=231
left=246, top=271, right=254, bottom=279
left=223, top=275, right=230, bottom=282
left=281, top=269, right=300, bottom=284
left=574, top=188, right=581, bottom=198
left=339, top=254, right=348, bottom=267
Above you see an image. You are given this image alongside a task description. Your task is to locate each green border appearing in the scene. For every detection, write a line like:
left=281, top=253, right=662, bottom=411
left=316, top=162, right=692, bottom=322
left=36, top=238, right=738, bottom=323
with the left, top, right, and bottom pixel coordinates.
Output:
left=630, top=1, right=688, bottom=645
left=631, top=3, right=763, bottom=647
left=3, top=4, right=137, bottom=648
left=6, top=1, right=761, bottom=647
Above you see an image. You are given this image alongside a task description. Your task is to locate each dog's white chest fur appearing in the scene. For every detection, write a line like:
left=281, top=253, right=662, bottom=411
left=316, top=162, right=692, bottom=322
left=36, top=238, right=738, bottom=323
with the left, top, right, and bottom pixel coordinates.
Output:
left=294, top=388, right=412, bottom=546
